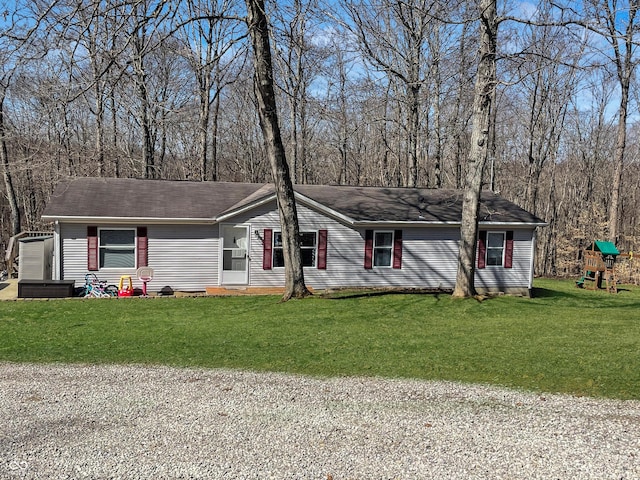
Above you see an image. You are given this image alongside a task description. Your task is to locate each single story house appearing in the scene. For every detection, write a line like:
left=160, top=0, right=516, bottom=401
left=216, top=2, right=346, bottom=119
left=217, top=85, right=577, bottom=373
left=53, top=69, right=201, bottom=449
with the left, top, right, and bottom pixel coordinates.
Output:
left=41, top=177, right=546, bottom=296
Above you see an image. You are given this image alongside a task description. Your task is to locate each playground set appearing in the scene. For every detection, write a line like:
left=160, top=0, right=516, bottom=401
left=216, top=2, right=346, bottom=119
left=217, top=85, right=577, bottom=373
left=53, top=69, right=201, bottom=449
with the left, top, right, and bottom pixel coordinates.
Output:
left=576, top=241, right=630, bottom=293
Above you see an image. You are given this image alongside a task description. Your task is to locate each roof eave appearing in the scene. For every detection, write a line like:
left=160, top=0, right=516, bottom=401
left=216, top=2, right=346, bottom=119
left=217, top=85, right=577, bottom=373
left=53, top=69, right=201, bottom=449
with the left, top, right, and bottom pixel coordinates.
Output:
left=41, top=215, right=217, bottom=225
left=218, top=190, right=359, bottom=226
left=478, top=220, right=548, bottom=228
left=216, top=194, right=277, bottom=222
left=353, top=220, right=547, bottom=228
left=294, top=192, right=357, bottom=225
left=354, top=220, right=461, bottom=227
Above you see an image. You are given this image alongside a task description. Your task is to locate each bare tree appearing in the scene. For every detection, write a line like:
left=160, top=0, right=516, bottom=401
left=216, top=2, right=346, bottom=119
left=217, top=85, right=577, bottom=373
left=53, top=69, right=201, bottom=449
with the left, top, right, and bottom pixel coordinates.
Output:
left=272, top=0, right=326, bottom=184
left=54, top=0, right=130, bottom=177
left=333, top=45, right=351, bottom=185
left=453, top=0, right=498, bottom=298
left=177, top=0, right=245, bottom=181
left=0, top=0, right=55, bottom=238
left=245, top=0, right=310, bottom=300
left=446, top=18, right=474, bottom=190
left=510, top=6, right=581, bottom=214
left=0, top=77, right=20, bottom=237
left=593, top=0, right=639, bottom=244
left=551, top=0, right=639, bottom=244
left=340, top=0, right=440, bottom=187
left=125, top=0, right=176, bottom=179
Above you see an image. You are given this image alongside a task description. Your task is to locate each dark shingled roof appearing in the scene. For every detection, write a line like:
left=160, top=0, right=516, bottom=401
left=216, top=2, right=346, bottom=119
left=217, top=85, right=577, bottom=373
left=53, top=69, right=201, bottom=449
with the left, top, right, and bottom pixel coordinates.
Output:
left=42, top=177, right=545, bottom=225
left=294, top=184, right=544, bottom=224
left=42, top=178, right=265, bottom=220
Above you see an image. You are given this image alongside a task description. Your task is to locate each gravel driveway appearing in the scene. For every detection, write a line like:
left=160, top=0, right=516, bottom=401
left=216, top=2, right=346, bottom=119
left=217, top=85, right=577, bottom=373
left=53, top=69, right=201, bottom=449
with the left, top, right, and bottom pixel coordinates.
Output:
left=1, top=363, right=639, bottom=479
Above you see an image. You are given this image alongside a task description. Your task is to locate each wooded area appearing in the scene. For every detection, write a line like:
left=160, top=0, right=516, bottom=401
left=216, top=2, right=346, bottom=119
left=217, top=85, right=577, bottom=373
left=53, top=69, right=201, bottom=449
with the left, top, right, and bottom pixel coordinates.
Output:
left=1, top=0, right=640, bottom=282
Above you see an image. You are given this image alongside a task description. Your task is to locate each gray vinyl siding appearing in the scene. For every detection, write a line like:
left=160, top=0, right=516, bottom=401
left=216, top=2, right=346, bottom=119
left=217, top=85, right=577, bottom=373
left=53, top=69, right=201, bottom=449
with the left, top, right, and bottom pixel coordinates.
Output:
left=57, top=204, right=536, bottom=293
left=147, top=225, right=219, bottom=291
left=60, top=223, right=91, bottom=286
left=474, top=229, right=533, bottom=289
left=229, top=200, right=534, bottom=291
left=59, top=223, right=218, bottom=291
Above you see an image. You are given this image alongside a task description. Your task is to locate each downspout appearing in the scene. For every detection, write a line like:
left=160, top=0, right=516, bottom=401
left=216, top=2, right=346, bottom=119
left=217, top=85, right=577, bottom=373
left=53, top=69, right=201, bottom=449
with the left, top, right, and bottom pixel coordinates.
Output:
left=528, top=228, right=537, bottom=295
left=54, top=220, right=61, bottom=281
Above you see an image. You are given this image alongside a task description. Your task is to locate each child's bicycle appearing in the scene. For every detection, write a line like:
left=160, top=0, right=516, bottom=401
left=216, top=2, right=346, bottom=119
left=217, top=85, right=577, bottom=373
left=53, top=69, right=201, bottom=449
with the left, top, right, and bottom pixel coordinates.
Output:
left=83, top=273, right=118, bottom=298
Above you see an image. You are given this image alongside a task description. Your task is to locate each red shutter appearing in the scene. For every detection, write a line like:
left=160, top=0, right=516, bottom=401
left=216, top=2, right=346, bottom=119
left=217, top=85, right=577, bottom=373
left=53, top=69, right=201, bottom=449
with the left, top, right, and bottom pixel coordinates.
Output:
left=504, top=230, right=514, bottom=268
left=364, top=230, right=373, bottom=269
left=393, top=229, right=402, bottom=269
left=87, top=226, right=98, bottom=271
left=477, top=230, right=487, bottom=269
left=263, top=229, right=273, bottom=270
left=137, top=227, right=148, bottom=267
left=318, top=229, right=327, bottom=269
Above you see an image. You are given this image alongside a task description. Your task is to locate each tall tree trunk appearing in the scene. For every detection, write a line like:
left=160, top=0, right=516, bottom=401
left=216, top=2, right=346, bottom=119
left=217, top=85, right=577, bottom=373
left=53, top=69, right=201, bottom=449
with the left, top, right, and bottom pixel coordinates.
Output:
left=290, top=98, right=298, bottom=183
left=338, top=49, right=349, bottom=184
left=211, top=88, right=220, bottom=181
left=132, top=13, right=155, bottom=180
left=432, top=92, right=442, bottom=188
left=23, top=168, right=37, bottom=229
left=95, top=83, right=105, bottom=177
left=430, top=25, right=443, bottom=188
left=0, top=93, right=21, bottom=237
left=198, top=78, right=211, bottom=181
left=140, top=81, right=155, bottom=179
left=245, top=0, right=310, bottom=301
left=602, top=0, right=637, bottom=245
left=110, top=89, right=120, bottom=178
left=452, top=21, right=470, bottom=190
left=609, top=80, right=629, bottom=244
left=408, top=84, right=419, bottom=187
left=299, top=91, right=308, bottom=184
left=453, top=0, right=498, bottom=298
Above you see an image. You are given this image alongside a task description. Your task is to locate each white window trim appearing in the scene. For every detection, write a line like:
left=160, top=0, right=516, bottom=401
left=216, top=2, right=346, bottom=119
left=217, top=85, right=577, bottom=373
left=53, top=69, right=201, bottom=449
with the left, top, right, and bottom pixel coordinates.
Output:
left=485, top=230, right=506, bottom=268
left=373, top=230, right=394, bottom=269
left=98, top=227, right=137, bottom=270
left=273, top=230, right=318, bottom=268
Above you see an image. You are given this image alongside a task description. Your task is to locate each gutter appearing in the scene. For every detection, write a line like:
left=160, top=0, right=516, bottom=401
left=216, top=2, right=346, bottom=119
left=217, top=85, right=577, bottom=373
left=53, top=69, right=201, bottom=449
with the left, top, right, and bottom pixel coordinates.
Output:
left=352, top=220, right=548, bottom=228
left=529, top=228, right=538, bottom=291
left=41, top=215, right=217, bottom=225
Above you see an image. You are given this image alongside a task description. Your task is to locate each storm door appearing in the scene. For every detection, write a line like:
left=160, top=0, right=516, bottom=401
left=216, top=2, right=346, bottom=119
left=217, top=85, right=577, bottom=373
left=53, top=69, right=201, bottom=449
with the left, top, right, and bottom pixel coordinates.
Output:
left=221, top=225, right=249, bottom=285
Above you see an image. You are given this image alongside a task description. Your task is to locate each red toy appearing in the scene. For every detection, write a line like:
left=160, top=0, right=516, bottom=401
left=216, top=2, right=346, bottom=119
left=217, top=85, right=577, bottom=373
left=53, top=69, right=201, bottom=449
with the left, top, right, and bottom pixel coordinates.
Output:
left=118, top=275, right=134, bottom=297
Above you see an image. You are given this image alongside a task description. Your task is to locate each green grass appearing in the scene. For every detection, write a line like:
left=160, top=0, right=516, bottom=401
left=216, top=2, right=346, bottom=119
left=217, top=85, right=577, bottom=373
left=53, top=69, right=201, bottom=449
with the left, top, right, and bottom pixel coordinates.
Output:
left=1, top=278, right=640, bottom=399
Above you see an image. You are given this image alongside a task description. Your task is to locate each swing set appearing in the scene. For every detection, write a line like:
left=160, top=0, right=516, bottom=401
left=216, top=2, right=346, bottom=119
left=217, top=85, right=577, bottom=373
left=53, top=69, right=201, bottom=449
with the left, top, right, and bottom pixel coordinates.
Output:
left=576, top=240, right=632, bottom=293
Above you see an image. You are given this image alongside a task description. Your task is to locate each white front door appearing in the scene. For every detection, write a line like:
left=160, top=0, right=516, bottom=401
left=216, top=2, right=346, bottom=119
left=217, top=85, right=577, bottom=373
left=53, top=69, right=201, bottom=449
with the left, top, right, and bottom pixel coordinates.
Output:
left=221, top=225, right=249, bottom=285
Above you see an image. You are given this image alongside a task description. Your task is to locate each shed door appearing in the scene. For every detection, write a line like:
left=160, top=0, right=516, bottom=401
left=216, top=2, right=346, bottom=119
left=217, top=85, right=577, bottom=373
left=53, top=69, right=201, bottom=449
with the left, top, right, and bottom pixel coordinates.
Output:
left=221, top=225, right=249, bottom=285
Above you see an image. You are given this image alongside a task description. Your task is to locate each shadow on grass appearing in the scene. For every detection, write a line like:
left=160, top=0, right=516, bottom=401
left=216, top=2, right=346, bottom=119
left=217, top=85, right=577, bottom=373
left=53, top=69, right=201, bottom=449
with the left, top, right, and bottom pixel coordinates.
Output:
left=320, top=288, right=452, bottom=300
left=532, top=285, right=640, bottom=310
left=322, top=283, right=634, bottom=303
left=531, top=287, right=571, bottom=299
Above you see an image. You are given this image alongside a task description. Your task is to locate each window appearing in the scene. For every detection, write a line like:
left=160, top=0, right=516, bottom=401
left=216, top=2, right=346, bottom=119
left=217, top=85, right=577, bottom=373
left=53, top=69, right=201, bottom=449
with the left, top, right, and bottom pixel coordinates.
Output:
left=373, top=231, right=394, bottom=267
left=478, top=230, right=514, bottom=270
left=486, top=231, right=505, bottom=266
left=273, top=231, right=317, bottom=268
left=99, top=229, right=135, bottom=268
left=364, top=229, right=402, bottom=269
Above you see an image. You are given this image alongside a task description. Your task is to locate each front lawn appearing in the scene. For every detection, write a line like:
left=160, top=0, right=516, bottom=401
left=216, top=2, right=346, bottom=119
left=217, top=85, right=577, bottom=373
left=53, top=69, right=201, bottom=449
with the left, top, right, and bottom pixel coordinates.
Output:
left=1, top=278, right=639, bottom=399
